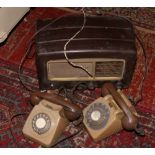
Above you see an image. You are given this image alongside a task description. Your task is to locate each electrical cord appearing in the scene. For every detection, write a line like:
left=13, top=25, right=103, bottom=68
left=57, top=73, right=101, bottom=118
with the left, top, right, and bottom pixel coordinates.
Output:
left=18, top=40, right=36, bottom=92
left=51, top=116, right=84, bottom=148
left=9, top=112, right=30, bottom=147
left=63, top=8, right=93, bottom=77
left=134, top=34, right=148, bottom=104
left=0, top=66, right=17, bottom=72
left=0, top=65, right=38, bottom=93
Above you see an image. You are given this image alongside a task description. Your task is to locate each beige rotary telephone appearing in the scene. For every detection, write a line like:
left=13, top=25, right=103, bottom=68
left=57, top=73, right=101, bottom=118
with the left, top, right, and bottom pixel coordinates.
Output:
left=83, top=83, right=139, bottom=142
left=22, top=90, right=82, bottom=147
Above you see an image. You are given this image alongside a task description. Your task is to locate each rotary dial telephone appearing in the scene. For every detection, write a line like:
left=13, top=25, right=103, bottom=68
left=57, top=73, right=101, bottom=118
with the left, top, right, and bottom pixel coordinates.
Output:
left=83, top=83, right=141, bottom=142
left=22, top=90, right=82, bottom=147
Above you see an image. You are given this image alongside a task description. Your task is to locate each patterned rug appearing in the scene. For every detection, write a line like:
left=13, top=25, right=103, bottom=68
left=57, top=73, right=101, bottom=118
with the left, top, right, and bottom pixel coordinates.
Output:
left=65, top=8, right=155, bottom=31
left=0, top=7, right=155, bottom=148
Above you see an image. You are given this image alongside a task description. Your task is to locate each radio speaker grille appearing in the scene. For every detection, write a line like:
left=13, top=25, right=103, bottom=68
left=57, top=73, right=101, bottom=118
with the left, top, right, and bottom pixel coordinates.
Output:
left=48, top=62, right=93, bottom=78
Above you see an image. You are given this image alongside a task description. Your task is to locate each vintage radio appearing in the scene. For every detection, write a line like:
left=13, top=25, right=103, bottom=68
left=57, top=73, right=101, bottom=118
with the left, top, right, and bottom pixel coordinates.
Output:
left=35, top=15, right=137, bottom=90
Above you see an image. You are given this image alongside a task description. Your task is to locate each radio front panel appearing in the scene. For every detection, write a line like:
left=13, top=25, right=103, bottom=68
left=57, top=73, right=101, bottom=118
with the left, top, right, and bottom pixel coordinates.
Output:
left=47, top=58, right=125, bottom=81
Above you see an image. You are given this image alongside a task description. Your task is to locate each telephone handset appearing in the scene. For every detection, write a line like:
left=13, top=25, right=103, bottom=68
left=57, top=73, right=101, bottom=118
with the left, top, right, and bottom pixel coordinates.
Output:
left=22, top=90, right=82, bottom=147
left=101, top=83, right=138, bottom=131
left=30, top=90, right=82, bottom=121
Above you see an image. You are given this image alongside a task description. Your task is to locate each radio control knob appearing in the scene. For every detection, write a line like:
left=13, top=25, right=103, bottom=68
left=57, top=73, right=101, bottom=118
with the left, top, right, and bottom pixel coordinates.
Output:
left=32, top=113, right=51, bottom=134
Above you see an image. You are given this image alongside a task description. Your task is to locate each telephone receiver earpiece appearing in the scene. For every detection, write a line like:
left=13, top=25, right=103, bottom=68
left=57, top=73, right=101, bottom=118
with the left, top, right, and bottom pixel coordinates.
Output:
left=102, top=83, right=138, bottom=131
left=30, top=90, right=82, bottom=121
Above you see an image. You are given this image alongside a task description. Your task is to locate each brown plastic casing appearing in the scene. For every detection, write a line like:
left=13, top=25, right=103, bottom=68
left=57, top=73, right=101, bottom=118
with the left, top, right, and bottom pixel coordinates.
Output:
left=117, top=89, right=139, bottom=118
left=36, top=15, right=137, bottom=90
left=22, top=99, right=69, bottom=147
left=83, top=95, right=124, bottom=142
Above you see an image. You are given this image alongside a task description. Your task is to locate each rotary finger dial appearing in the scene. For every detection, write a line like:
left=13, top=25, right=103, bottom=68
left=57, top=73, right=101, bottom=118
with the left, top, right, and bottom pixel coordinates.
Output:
left=32, top=113, right=51, bottom=134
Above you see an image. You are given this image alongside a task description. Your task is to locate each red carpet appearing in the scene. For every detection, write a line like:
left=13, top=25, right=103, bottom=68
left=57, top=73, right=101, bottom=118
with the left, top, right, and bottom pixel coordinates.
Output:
left=0, top=7, right=155, bottom=147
